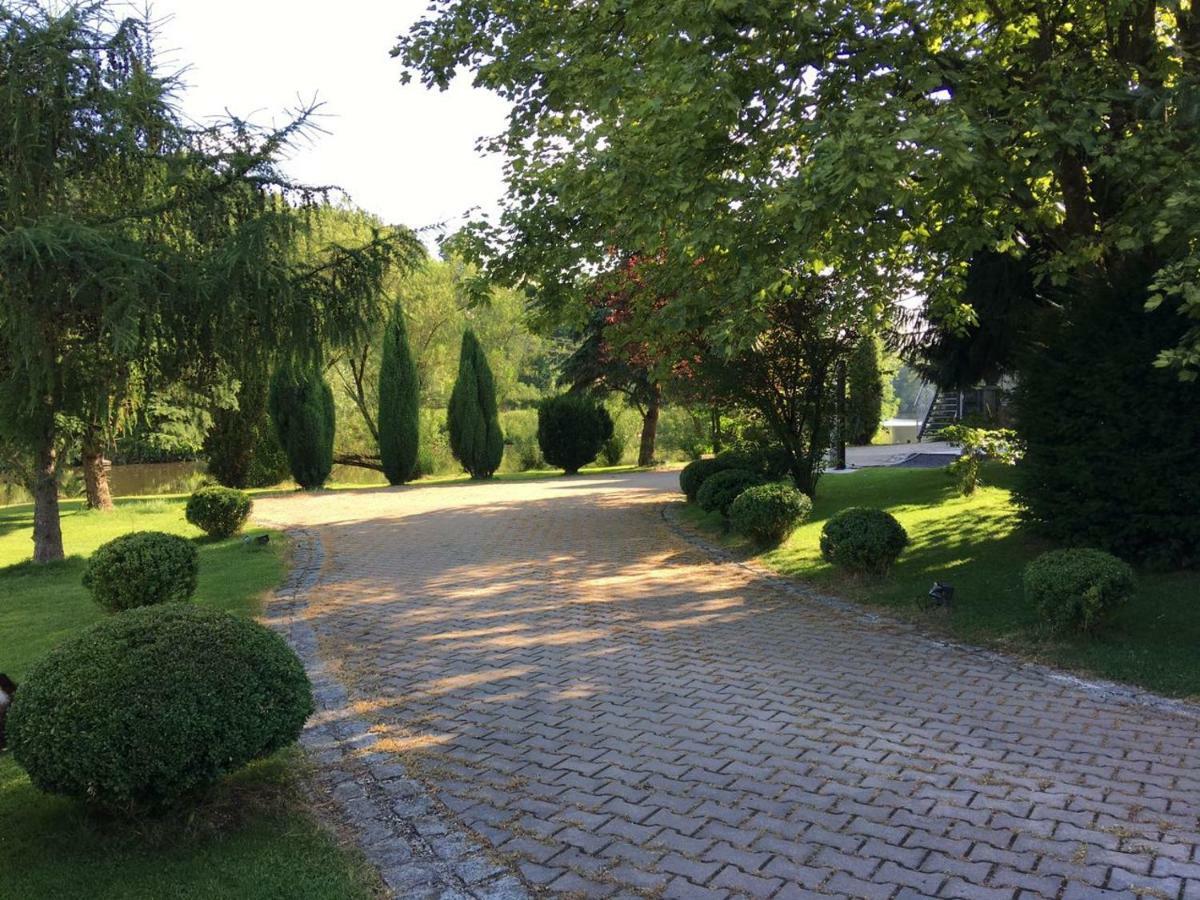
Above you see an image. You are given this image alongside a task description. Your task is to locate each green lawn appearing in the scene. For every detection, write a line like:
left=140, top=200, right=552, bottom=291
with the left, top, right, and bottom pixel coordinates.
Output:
left=0, top=499, right=379, bottom=900
left=680, top=464, right=1200, bottom=700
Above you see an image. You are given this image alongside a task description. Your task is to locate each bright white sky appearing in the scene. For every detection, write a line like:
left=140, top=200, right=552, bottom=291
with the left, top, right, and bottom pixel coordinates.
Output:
left=153, top=1, right=510, bottom=244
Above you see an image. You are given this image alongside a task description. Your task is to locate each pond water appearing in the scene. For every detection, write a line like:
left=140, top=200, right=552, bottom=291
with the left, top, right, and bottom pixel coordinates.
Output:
left=0, top=461, right=208, bottom=506
left=0, top=460, right=394, bottom=507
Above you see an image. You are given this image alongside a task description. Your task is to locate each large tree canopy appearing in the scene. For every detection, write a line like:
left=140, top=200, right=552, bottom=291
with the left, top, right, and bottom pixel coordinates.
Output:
left=396, top=0, right=909, bottom=361
left=398, top=0, right=1200, bottom=559
left=396, top=0, right=1200, bottom=370
left=0, top=3, right=418, bottom=561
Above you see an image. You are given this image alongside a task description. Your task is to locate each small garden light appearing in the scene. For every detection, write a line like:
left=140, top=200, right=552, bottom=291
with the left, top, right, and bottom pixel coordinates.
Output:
left=928, top=581, right=955, bottom=611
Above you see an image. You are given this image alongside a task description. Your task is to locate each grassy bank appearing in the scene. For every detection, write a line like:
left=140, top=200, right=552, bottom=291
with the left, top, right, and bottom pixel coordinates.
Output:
left=679, top=464, right=1200, bottom=699
left=0, top=499, right=379, bottom=899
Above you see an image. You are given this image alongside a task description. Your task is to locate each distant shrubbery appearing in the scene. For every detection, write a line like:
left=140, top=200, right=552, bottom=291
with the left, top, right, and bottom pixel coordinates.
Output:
left=83, top=532, right=198, bottom=612
left=679, top=458, right=725, bottom=502
left=500, top=409, right=544, bottom=472
left=679, top=444, right=790, bottom=503
left=696, top=469, right=765, bottom=517
left=268, top=363, right=335, bottom=490
left=601, top=432, right=626, bottom=467
left=537, top=394, right=614, bottom=474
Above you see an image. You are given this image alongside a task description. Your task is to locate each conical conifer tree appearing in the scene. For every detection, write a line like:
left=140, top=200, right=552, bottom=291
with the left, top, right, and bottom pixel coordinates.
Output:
left=268, top=362, right=335, bottom=489
left=377, top=303, right=421, bottom=485
left=447, top=329, right=504, bottom=479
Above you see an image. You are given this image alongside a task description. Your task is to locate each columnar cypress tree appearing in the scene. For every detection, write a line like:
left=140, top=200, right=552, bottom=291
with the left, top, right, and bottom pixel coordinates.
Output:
left=377, top=303, right=420, bottom=485
left=846, top=334, right=886, bottom=446
left=447, top=330, right=504, bottom=479
left=268, top=363, right=335, bottom=489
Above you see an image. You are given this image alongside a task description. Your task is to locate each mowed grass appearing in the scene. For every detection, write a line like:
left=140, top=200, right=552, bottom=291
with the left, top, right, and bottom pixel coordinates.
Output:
left=0, top=498, right=379, bottom=900
left=680, top=464, right=1200, bottom=699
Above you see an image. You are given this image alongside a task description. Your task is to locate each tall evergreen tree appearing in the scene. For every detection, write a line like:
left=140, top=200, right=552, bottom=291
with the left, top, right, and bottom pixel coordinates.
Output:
left=377, top=303, right=420, bottom=485
left=846, top=334, right=886, bottom=446
left=205, top=361, right=289, bottom=488
left=447, top=330, right=504, bottom=479
left=268, top=363, right=336, bottom=490
left=0, top=4, right=417, bottom=561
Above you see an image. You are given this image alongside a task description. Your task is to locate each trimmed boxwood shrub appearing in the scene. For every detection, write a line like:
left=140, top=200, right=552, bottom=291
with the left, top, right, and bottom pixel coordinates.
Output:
left=185, top=486, right=252, bottom=539
left=717, top=444, right=791, bottom=480
left=537, top=393, right=614, bottom=474
left=696, top=468, right=765, bottom=516
left=680, top=445, right=791, bottom=502
left=1024, top=548, right=1136, bottom=634
left=819, top=507, right=908, bottom=575
left=82, top=532, right=198, bottom=613
left=730, top=483, right=813, bottom=545
left=679, top=458, right=726, bottom=502
left=8, top=604, right=314, bottom=814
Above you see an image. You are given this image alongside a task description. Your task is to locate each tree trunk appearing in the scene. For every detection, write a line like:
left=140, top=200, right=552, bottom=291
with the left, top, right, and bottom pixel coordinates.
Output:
left=82, top=427, right=114, bottom=511
left=710, top=406, right=723, bottom=455
left=637, top=388, right=661, bottom=467
left=835, top=359, right=847, bottom=471
left=32, top=422, right=65, bottom=564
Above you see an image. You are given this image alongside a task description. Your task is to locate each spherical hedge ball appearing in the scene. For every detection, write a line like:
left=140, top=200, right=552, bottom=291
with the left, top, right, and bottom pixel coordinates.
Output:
left=730, top=483, right=813, bottom=545
left=1024, top=548, right=1135, bottom=633
left=819, top=507, right=908, bottom=575
left=82, top=531, right=198, bottom=613
left=186, top=486, right=253, bottom=539
left=696, top=468, right=766, bottom=516
left=8, top=604, right=313, bottom=814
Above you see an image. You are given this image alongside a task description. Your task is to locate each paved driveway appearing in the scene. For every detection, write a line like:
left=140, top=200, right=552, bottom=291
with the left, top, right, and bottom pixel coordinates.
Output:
left=256, top=471, right=1200, bottom=900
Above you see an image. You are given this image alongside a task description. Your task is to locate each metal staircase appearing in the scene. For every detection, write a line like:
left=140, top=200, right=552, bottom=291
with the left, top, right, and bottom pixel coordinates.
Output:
left=918, top=389, right=962, bottom=441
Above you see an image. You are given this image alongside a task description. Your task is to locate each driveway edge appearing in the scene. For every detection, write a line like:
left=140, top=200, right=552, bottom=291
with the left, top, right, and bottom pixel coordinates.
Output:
left=263, top=527, right=532, bottom=900
left=661, top=502, right=1200, bottom=724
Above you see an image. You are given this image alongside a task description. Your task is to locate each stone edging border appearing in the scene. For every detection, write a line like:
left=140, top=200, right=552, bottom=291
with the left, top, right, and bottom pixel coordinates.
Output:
left=262, top=526, right=531, bottom=900
left=660, top=502, right=1200, bottom=725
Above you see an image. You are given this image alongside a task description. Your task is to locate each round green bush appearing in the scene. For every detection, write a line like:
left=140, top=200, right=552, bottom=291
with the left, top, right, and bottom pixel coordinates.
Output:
left=679, top=458, right=725, bottom=502
left=819, top=507, right=909, bottom=575
left=1024, top=548, right=1136, bottom=633
left=537, top=393, right=614, bottom=474
left=185, top=486, right=252, bottom=538
left=696, top=468, right=766, bottom=516
left=730, top=483, right=813, bottom=545
left=82, top=531, right=198, bottom=613
left=717, top=444, right=791, bottom=480
left=8, top=604, right=314, bottom=814
left=679, top=445, right=791, bottom=502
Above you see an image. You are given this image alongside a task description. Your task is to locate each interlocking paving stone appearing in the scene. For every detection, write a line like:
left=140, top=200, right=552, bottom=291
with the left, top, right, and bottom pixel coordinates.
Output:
left=258, top=471, right=1200, bottom=899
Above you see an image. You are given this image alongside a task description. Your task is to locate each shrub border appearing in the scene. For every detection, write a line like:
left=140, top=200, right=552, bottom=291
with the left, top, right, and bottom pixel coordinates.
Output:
left=660, top=501, right=1200, bottom=724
